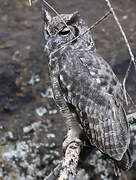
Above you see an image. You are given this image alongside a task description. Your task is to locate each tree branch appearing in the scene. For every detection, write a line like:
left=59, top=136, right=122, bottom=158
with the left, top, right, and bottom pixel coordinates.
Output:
left=58, top=141, right=81, bottom=180
left=45, top=141, right=81, bottom=180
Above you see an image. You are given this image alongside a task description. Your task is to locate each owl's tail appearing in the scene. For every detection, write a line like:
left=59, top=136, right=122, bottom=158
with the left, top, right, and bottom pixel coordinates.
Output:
left=114, top=149, right=133, bottom=175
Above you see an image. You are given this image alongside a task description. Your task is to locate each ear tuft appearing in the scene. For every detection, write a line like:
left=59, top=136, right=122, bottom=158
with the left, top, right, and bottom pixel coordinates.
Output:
left=67, top=11, right=80, bottom=24
left=43, top=9, right=52, bottom=25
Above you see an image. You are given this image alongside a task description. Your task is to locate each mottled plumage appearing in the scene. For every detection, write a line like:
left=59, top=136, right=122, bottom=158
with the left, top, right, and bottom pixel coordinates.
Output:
left=44, top=10, right=132, bottom=171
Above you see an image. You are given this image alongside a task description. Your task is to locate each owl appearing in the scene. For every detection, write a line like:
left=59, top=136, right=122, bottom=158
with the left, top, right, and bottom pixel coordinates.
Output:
left=43, top=10, right=132, bottom=171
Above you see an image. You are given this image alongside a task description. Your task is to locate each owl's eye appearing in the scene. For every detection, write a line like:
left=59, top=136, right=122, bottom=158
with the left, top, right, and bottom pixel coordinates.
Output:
left=59, top=27, right=70, bottom=36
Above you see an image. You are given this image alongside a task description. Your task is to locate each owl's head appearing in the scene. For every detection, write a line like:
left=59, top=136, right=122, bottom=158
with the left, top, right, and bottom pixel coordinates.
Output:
left=43, top=10, right=95, bottom=54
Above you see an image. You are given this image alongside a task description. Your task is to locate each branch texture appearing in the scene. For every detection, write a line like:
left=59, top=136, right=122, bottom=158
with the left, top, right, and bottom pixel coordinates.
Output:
left=58, top=142, right=81, bottom=180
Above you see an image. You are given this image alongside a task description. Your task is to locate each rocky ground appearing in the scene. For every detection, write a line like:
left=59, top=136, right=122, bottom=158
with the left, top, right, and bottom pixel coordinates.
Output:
left=0, top=0, right=136, bottom=179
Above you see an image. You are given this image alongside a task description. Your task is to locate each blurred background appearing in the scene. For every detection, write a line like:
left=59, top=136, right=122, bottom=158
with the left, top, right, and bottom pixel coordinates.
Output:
left=0, top=0, right=136, bottom=179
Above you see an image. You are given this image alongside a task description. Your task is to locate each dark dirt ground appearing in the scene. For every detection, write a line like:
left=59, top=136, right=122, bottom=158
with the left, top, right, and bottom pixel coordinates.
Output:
left=0, top=0, right=136, bottom=179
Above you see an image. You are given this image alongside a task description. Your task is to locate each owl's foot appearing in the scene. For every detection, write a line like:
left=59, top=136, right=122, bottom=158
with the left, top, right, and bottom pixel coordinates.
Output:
left=62, top=130, right=82, bottom=153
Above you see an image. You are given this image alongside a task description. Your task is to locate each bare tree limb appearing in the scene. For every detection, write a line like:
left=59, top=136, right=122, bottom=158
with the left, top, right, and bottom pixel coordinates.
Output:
left=104, top=0, right=136, bottom=105
left=77, top=10, right=111, bottom=39
left=45, top=141, right=81, bottom=180
left=58, top=141, right=81, bottom=180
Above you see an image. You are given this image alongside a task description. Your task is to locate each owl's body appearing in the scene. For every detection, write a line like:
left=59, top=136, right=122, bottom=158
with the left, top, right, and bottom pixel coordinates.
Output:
left=44, top=11, right=132, bottom=171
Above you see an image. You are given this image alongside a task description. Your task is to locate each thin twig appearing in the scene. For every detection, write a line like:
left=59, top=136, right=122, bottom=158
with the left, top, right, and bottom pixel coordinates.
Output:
left=105, top=0, right=136, bottom=68
left=81, top=10, right=111, bottom=37
left=123, top=61, right=132, bottom=105
left=126, top=91, right=136, bottom=108
left=42, top=0, right=111, bottom=53
left=53, top=10, right=111, bottom=53
left=104, top=0, right=136, bottom=105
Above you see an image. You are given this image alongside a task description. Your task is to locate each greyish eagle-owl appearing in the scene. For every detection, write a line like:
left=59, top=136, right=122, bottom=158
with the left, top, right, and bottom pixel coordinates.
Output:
left=43, top=10, right=132, bottom=172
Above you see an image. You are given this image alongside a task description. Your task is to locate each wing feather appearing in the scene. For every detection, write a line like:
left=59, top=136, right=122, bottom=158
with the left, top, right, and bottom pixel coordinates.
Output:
left=58, top=48, right=130, bottom=160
